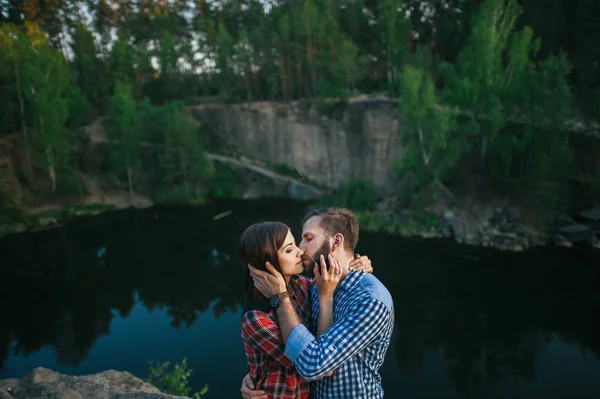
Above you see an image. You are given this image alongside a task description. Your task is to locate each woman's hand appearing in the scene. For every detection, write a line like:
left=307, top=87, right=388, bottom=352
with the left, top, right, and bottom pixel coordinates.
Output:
left=315, top=254, right=342, bottom=299
left=248, top=262, right=287, bottom=297
left=349, top=253, right=373, bottom=273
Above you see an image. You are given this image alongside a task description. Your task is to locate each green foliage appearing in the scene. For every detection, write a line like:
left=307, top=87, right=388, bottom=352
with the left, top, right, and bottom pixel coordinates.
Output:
left=327, top=180, right=377, bottom=212
left=210, top=163, right=239, bottom=200
left=0, top=0, right=596, bottom=219
left=55, top=167, right=84, bottom=196
left=146, top=358, right=208, bottom=399
left=153, top=185, right=200, bottom=205
left=105, top=80, right=141, bottom=194
left=1, top=23, right=82, bottom=195
left=72, top=24, right=108, bottom=111
left=378, top=0, right=410, bottom=93
left=110, top=40, right=137, bottom=87
left=0, top=187, right=26, bottom=225
left=357, top=211, right=420, bottom=236
left=65, top=85, right=92, bottom=128
left=398, top=65, right=459, bottom=199
left=152, top=101, right=214, bottom=200
left=439, top=0, right=574, bottom=188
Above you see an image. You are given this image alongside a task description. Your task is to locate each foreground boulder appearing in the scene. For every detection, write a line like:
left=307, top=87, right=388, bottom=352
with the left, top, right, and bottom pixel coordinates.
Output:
left=0, top=367, right=188, bottom=399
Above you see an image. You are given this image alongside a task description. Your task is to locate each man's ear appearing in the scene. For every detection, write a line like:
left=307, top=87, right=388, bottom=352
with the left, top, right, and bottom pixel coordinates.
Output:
left=332, top=233, right=344, bottom=251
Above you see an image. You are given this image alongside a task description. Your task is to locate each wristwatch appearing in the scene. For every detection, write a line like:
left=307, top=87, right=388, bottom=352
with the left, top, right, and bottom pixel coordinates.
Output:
left=269, top=292, right=290, bottom=308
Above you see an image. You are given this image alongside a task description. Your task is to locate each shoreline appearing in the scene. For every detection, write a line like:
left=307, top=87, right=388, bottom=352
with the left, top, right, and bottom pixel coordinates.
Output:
left=0, top=196, right=550, bottom=252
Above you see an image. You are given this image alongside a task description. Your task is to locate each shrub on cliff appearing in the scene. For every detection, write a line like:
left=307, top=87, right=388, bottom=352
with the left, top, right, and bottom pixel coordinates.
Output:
left=327, top=180, right=377, bottom=212
left=146, top=357, right=208, bottom=398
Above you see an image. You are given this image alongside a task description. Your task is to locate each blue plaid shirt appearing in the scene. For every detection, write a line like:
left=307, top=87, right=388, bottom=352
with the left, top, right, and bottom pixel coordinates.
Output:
left=285, top=271, right=395, bottom=398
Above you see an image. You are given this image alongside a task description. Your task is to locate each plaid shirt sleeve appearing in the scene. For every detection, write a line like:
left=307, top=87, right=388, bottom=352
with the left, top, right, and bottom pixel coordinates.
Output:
left=242, top=310, right=295, bottom=369
left=284, top=297, right=391, bottom=381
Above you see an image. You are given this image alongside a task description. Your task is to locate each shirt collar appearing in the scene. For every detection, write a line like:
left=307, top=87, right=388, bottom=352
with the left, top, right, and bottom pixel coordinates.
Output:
left=337, top=270, right=365, bottom=292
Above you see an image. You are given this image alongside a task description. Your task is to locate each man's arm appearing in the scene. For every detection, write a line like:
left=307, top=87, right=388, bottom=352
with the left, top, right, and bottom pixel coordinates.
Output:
left=316, top=296, right=333, bottom=339
left=284, top=297, right=391, bottom=381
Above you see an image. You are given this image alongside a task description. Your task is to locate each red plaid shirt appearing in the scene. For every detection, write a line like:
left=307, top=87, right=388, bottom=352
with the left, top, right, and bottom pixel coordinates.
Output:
left=241, top=275, right=314, bottom=399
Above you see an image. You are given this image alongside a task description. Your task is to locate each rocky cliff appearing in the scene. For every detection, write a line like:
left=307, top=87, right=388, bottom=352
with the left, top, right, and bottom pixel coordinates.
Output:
left=190, top=97, right=403, bottom=192
left=0, top=368, right=186, bottom=399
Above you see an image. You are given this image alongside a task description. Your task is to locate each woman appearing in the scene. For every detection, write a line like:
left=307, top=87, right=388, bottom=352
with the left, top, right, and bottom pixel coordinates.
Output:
left=238, top=222, right=370, bottom=399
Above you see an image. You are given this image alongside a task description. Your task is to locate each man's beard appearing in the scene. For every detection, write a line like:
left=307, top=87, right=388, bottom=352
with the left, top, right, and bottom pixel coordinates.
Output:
left=304, top=239, right=332, bottom=275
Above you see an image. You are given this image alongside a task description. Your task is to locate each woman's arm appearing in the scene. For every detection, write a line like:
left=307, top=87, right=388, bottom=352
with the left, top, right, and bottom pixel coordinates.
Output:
left=241, top=310, right=295, bottom=369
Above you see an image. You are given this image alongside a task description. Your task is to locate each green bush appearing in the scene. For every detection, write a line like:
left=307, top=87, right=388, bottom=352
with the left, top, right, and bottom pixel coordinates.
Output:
left=210, top=164, right=239, bottom=199
left=272, top=164, right=303, bottom=180
left=154, top=185, right=204, bottom=205
left=329, top=180, right=377, bottom=212
left=146, top=357, right=208, bottom=399
left=55, top=169, right=85, bottom=197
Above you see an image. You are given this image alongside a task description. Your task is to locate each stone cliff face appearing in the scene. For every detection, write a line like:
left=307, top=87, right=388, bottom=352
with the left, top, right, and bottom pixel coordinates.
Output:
left=190, top=97, right=404, bottom=192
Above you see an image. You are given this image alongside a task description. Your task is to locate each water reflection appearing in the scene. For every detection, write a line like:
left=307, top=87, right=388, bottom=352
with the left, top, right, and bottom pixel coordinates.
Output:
left=364, top=234, right=600, bottom=398
left=0, top=202, right=261, bottom=370
left=0, top=200, right=599, bottom=398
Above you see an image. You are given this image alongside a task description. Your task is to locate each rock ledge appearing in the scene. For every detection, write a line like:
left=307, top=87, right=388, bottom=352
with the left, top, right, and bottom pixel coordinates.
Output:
left=0, top=367, right=188, bottom=399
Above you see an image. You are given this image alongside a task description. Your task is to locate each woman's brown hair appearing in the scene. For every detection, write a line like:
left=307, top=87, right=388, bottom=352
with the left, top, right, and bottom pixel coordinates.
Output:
left=238, top=221, right=292, bottom=302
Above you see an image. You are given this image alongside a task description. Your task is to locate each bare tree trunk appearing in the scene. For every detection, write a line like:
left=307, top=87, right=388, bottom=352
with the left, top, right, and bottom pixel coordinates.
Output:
left=46, top=146, right=56, bottom=193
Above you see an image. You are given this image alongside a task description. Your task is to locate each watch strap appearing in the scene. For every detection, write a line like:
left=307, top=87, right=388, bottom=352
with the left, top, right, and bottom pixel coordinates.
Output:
left=277, top=291, right=290, bottom=301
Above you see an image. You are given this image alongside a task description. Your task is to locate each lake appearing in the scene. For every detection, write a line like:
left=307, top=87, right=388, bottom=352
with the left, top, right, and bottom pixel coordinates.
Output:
left=1, top=199, right=599, bottom=398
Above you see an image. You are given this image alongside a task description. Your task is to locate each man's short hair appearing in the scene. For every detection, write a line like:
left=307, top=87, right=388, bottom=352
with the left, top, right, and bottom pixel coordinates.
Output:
left=302, top=207, right=359, bottom=252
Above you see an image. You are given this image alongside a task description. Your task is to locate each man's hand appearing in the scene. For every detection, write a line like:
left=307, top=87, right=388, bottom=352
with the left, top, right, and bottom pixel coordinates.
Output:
left=349, top=253, right=373, bottom=273
left=248, top=262, right=287, bottom=298
left=314, top=254, right=342, bottom=298
left=240, top=374, right=266, bottom=399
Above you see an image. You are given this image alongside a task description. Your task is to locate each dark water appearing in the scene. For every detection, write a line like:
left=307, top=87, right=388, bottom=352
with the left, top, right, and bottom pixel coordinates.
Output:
left=1, top=199, right=599, bottom=399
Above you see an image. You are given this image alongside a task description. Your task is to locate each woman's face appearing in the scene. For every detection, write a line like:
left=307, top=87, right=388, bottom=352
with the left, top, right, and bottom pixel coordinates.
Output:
left=277, top=230, right=305, bottom=277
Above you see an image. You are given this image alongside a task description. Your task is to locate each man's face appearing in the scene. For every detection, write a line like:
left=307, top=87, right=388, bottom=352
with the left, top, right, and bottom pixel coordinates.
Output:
left=299, top=216, right=332, bottom=273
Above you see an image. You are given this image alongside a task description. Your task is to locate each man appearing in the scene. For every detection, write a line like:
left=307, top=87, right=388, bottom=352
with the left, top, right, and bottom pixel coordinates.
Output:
left=243, top=207, right=395, bottom=398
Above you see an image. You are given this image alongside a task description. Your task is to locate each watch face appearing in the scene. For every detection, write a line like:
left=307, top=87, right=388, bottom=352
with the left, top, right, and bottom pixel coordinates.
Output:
left=269, top=295, right=279, bottom=308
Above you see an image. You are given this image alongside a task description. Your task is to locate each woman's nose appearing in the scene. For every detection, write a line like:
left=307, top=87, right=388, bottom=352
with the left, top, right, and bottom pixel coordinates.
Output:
left=297, top=248, right=304, bottom=257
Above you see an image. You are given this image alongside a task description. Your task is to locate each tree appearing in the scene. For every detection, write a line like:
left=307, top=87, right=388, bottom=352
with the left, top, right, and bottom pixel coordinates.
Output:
left=20, top=22, right=76, bottom=193
left=158, top=102, right=213, bottom=200
left=0, top=24, right=34, bottom=182
left=379, top=0, right=410, bottom=91
left=104, top=81, right=141, bottom=196
left=215, top=24, right=237, bottom=100
left=440, top=0, right=526, bottom=170
left=72, top=24, right=106, bottom=110
left=398, top=65, right=460, bottom=199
